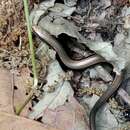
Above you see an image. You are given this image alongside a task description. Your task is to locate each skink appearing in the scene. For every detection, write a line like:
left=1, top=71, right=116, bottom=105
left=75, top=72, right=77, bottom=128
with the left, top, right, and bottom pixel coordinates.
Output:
left=32, top=25, right=123, bottom=130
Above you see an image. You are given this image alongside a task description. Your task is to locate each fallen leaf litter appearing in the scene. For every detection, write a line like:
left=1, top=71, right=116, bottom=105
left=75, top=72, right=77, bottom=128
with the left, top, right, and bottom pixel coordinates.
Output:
left=1, top=0, right=130, bottom=130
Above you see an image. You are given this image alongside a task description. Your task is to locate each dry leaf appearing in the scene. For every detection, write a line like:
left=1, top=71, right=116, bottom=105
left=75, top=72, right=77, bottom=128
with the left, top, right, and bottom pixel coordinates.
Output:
left=0, top=111, right=61, bottom=130
left=41, top=96, right=90, bottom=130
left=0, top=68, right=14, bottom=114
left=29, top=81, right=74, bottom=119
left=13, top=67, right=32, bottom=116
left=28, top=60, right=74, bottom=119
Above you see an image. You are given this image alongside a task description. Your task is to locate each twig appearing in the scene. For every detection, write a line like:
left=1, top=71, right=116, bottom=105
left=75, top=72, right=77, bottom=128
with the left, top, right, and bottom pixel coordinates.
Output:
left=12, top=0, right=19, bottom=20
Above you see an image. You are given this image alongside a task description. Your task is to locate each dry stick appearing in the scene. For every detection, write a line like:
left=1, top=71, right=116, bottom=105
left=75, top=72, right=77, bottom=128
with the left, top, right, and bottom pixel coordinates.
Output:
left=16, top=0, right=38, bottom=115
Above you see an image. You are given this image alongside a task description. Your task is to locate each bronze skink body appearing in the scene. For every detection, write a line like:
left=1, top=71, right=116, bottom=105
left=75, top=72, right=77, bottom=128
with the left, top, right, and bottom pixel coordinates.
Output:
left=32, top=25, right=123, bottom=130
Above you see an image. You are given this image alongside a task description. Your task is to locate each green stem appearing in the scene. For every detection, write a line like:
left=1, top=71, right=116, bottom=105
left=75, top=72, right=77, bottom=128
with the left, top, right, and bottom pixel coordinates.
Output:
left=23, top=0, right=38, bottom=88
left=16, top=0, right=38, bottom=115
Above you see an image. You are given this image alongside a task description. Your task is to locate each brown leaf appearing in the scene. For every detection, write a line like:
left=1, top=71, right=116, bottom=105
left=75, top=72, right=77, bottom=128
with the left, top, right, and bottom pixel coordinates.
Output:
left=0, top=111, right=61, bottom=130
left=13, top=67, right=32, bottom=116
left=0, top=68, right=14, bottom=114
left=41, top=96, right=90, bottom=130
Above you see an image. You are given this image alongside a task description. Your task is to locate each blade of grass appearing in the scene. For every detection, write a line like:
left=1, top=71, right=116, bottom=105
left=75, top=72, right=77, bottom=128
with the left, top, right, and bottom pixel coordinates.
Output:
left=23, top=0, right=38, bottom=88
left=16, top=0, right=38, bottom=115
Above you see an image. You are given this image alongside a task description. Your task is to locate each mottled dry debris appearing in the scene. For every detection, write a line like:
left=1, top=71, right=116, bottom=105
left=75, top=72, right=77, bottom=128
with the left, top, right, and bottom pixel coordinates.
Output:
left=0, top=0, right=28, bottom=46
left=0, top=0, right=30, bottom=72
